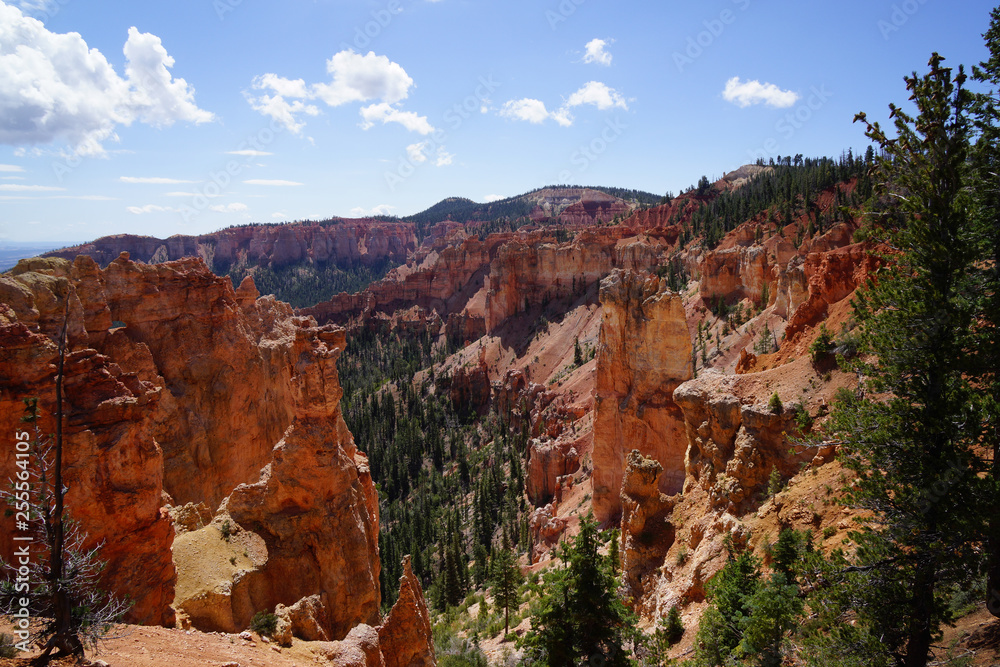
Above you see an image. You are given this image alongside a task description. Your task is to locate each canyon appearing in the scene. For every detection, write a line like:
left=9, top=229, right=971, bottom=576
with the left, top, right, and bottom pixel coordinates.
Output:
left=2, top=167, right=955, bottom=665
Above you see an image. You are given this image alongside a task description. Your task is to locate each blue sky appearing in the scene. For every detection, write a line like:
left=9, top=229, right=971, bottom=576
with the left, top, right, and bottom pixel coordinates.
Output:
left=0, top=0, right=995, bottom=244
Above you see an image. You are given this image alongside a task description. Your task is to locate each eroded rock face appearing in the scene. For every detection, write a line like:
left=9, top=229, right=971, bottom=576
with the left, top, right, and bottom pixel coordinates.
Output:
left=224, top=325, right=381, bottom=641
left=378, top=556, right=436, bottom=667
left=45, top=221, right=416, bottom=271
left=699, top=244, right=773, bottom=306
left=485, top=232, right=619, bottom=331
left=526, top=438, right=581, bottom=506
left=303, top=236, right=490, bottom=328
left=446, top=355, right=491, bottom=413
left=674, top=372, right=814, bottom=512
left=592, top=269, right=693, bottom=524
left=529, top=503, right=568, bottom=564
left=620, top=451, right=676, bottom=607
left=0, top=274, right=175, bottom=626
left=100, top=255, right=298, bottom=508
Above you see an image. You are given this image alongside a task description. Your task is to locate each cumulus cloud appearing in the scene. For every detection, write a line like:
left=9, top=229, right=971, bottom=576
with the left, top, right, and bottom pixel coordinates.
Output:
left=722, top=77, right=799, bottom=108
left=435, top=148, right=454, bottom=167
left=500, top=81, right=627, bottom=127
left=247, top=49, right=430, bottom=135
left=314, top=51, right=413, bottom=106
left=499, top=98, right=573, bottom=127
left=484, top=194, right=504, bottom=203
left=359, top=103, right=433, bottom=134
left=407, top=142, right=429, bottom=164
left=583, top=38, right=613, bottom=66
left=567, top=81, right=628, bottom=110
left=0, top=4, right=213, bottom=155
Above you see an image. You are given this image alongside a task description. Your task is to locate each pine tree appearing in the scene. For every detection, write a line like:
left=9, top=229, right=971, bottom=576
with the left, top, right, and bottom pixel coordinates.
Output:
left=831, top=53, right=986, bottom=667
left=489, top=541, right=522, bottom=637
left=522, top=515, right=635, bottom=666
left=970, top=6, right=1000, bottom=620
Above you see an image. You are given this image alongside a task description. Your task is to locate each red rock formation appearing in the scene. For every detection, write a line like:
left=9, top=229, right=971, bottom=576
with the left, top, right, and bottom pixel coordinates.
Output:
left=0, top=278, right=175, bottom=626
left=699, top=244, right=773, bottom=306
left=784, top=243, right=871, bottom=341
left=485, top=232, right=615, bottom=331
left=674, top=372, right=816, bottom=512
left=529, top=503, right=568, bottom=563
left=308, top=556, right=434, bottom=667
left=304, top=236, right=490, bottom=327
left=446, top=355, right=491, bottom=413
left=45, top=221, right=417, bottom=271
left=377, top=556, right=436, bottom=667
left=620, top=450, right=676, bottom=605
left=526, top=437, right=582, bottom=506
left=100, top=254, right=298, bottom=508
left=592, top=269, right=693, bottom=524
left=224, top=325, right=381, bottom=641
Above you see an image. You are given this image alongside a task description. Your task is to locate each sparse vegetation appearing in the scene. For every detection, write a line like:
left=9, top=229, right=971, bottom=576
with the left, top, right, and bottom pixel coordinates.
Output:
left=250, top=610, right=278, bottom=637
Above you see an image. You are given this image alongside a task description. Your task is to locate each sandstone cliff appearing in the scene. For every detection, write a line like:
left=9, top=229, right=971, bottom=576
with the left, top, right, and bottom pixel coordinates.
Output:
left=592, top=269, right=692, bottom=524
left=45, top=220, right=416, bottom=272
left=0, top=264, right=175, bottom=626
left=214, top=325, right=381, bottom=640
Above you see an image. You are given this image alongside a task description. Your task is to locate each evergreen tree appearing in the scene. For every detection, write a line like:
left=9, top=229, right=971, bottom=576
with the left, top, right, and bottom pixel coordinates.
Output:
left=522, top=515, right=635, bottom=666
left=970, top=6, right=1000, bottom=620
left=830, top=53, right=986, bottom=667
left=489, top=542, right=522, bottom=637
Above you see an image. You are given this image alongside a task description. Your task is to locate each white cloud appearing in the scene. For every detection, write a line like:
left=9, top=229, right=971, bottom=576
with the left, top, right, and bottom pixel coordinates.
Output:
left=360, top=103, right=433, bottom=135
left=350, top=204, right=396, bottom=216
left=11, top=0, right=56, bottom=17
left=271, top=211, right=288, bottom=219
left=567, top=81, right=628, bottom=110
left=500, top=81, right=626, bottom=127
left=484, top=194, right=504, bottom=203
left=0, top=183, right=63, bottom=191
left=314, top=51, right=413, bottom=107
left=0, top=5, right=213, bottom=155
left=120, top=176, right=194, bottom=184
left=227, top=149, right=273, bottom=157
left=407, top=142, right=429, bottom=164
left=209, top=202, right=249, bottom=213
left=435, top=148, right=454, bottom=167
left=722, top=77, right=799, bottom=108
left=0, top=164, right=24, bottom=172
left=583, top=38, right=613, bottom=66
left=243, top=179, right=303, bottom=186
left=1, top=175, right=24, bottom=180
left=247, top=49, right=426, bottom=134
left=500, top=98, right=572, bottom=126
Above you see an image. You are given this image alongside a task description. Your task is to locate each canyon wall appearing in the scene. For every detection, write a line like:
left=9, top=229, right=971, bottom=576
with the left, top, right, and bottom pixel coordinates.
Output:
left=0, top=254, right=417, bottom=650
left=0, top=260, right=175, bottom=625
left=592, top=269, right=692, bottom=524
left=45, top=220, right=416, bottom=271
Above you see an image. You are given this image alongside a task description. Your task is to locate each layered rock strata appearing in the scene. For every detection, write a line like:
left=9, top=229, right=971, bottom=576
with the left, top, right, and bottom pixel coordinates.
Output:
left=592, top=269, right=693, bottom=524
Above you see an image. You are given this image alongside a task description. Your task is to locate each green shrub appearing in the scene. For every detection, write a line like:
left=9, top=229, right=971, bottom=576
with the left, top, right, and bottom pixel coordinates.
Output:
left=250, top=610, right=278, bottom=636
left=768, top=392, right=783, bottom=414
left=0, top=632, right=18, bottom=659
left=220, top=519, right=232, bottom=541
left=664, top=605, right=685, bottom=645
left=809, top=324, right=834, bottom=362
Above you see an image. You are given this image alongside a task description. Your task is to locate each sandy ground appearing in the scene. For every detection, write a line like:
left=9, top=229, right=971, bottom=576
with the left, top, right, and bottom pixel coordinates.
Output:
left=0, top=623, right=326, bottom=667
